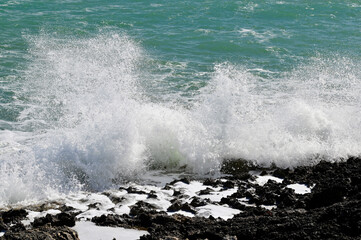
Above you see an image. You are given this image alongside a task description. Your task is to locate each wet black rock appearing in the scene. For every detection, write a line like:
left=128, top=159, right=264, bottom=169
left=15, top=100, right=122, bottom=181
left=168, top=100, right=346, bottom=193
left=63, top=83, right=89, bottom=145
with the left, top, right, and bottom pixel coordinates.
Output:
left=221, top=158, right=256, bottom=175
left=178, top=177, right=191, bottom=184
left=124, top=186, right=147, bottom=195
left=33, top=212, right=76, bottom=227
left=87, top=202, right=101, bottom=210
left=137, top=199, right=361, bottom=239
left=307, top=183, right=347, bottom=209
left=189, top=197, right=207, bottom=207
left=58, top=205, right=76, bottom=213
left=0, top=219, right=7, bottom=231
left=0, top=209, right=28, bottom=233
left=135, top=157, right=361, bottom=239
left=198, top=187, right=213, bottom=195
left=1, top=225, right=79, bottom=240
left=203, top=178, right=223, bottom=187
left=222, top=180, right=235, bottom=189
left=260, top=170, right=268, bottom=176
left=102, top=192, right=124, bottom=204
left=167, top=201, right=182, bottom=212
left=0, top=208, right=80, bottom=240
left=172, top=190, right=182, bottom=197
left=220, top=197, right=246, bottom=211
left=147, top=190, right=158, bottom=199
left=130, top=201, right=157, bottom=216
left=8, top=223, right=26, bottom=233
left=180, top=203, right=196, bottom=214
left=168, top=177, right=191, bottom=186
left=0, top=209, right=27, bottom=224
left=276, top=188, right=299, bottom=208
left=2, top=156, right=360, bottom=240
left=85, top=156, right=361, bottom=240
left=92, top=214, right=126, bottom=227
left=162, top=185, right=172, bottom=190
left=273, top=167, right=291, bottom=179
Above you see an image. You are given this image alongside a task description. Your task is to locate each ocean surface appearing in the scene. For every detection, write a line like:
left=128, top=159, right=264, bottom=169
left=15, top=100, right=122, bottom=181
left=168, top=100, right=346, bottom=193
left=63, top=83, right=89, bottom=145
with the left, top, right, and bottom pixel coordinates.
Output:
left=0, top=0, right=360, bottom=205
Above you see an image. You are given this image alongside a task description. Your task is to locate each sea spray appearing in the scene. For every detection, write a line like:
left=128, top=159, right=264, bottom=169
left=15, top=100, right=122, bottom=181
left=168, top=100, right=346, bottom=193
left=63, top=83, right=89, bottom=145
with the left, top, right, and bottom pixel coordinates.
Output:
left=1, top=32, right=361, bottom=205
left=195, top=58, right=361, bottom=167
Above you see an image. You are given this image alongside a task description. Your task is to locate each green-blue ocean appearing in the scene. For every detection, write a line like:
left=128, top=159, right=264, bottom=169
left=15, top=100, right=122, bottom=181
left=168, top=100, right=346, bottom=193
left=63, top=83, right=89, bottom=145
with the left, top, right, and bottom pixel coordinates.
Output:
left=0, top=0, right=360, bottom=204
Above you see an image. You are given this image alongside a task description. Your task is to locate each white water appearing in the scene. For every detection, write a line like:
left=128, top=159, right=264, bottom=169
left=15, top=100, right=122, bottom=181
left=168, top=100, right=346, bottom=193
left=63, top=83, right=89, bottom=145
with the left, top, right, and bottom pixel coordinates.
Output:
left=1, top=32, right=361, bottom=205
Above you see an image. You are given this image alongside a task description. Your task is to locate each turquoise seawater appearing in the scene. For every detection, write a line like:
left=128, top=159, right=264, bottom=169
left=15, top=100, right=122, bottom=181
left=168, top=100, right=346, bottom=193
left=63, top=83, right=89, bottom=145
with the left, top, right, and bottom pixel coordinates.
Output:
left=0, top=0, right=361, bottom=204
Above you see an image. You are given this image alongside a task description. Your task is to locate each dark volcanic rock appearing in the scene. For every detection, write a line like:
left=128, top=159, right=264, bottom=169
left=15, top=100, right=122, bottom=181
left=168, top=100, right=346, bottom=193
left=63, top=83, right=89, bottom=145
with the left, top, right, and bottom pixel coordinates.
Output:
left=167, top=201, right=182, bottom=212
left=8, top=223, right=26, bottom=233
left=2, top=156, right=360, bottom=240
left=273, top=167, right=291, bottom=179
left=307, top=183, right=347, bottom=209
left=33, top=212, right=76, bottom=228
left=124, top=187, right=147, bottom=195
left=0, top=209, right=79, bottom=240
left=1, top=225, right=79, bottom=240
left=189, top=197, right=207, bottom=207
left=198, top=187, right=213, bottom=195
left=138, top=199, right=361, bottom=240
left=130, top=201, right=157, bottom=216
left=221, top=158, right=256, bottom=175
left=135, top=157, right=361, bottom=239
left=1, top=209, right=27, bottom=224
left=178, top=177, right=191, bottom=184
left=276, top=188, right=299, bottom=208
left=92, top=214, right=126, bottom=227
left=147, top=191, right=158, bottom=199
left=222, top=180, right=235, bottom=189
left=220, top=197, right=246, bottom=211
left=0, top=218, right=7, bottom=231
left=203, top=178, right=223, bottom=187
left=180, top=203, right=196, bottom=214
left=168, top=177, right=191, bottom=185
left=172, top=190, right=182, bottom=197
left=57, top=205, right=75, bottom=213
left=87, top=202, right=101, bottom=210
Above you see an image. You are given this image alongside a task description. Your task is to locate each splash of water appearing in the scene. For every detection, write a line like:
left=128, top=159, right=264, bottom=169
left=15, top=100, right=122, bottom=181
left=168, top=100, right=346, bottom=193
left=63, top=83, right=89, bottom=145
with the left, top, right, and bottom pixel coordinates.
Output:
left=196, top=59, right=361, bottom=167
left=1, top=32, right=361, bottom=205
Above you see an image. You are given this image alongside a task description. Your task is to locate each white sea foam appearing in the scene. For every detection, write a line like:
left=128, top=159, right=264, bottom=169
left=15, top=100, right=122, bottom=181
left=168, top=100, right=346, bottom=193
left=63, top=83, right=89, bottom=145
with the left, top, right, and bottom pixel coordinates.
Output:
left=73, top=221, right=148, bottom=240
left=1, top=32, right=361, bottom=205
left=286, top=184, right=312, bottom=195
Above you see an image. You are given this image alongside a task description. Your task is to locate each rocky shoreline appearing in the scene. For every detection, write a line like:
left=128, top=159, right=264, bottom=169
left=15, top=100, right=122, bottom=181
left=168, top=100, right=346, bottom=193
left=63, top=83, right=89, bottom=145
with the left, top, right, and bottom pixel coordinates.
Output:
left=1, top=157, right=360, bottom=239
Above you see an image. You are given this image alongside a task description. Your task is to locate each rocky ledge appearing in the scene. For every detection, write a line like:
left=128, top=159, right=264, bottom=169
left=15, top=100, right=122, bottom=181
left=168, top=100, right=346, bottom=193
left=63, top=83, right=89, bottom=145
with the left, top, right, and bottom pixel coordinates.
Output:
left=1, top=157, right=360, bottom=240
